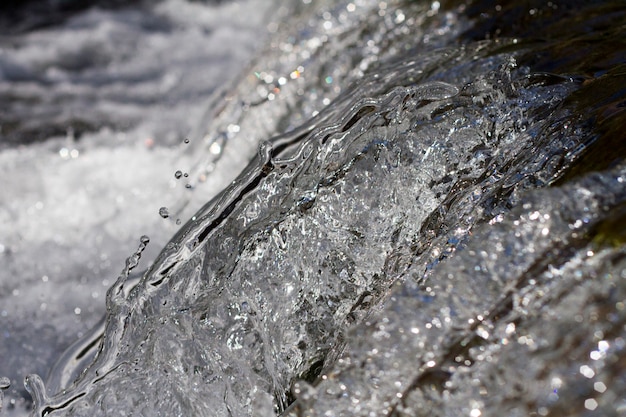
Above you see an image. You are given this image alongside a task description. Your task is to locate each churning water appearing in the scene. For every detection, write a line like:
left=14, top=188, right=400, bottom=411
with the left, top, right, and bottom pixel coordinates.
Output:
left=1, top=0, right=625, bottom=416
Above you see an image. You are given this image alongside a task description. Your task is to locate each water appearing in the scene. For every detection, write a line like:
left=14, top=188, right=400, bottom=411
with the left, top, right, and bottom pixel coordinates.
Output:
left=1, top=0, right=625, bottom=416
left=0, top=0, right=278, bottom=413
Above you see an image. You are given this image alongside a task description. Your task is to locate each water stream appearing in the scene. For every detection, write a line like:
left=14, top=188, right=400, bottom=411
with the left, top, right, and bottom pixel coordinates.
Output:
left=1, top=0, right=625, bottom=416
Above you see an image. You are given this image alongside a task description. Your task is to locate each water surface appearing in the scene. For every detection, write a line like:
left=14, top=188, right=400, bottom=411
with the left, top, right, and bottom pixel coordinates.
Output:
left=1, top=0, right=625, bottom=416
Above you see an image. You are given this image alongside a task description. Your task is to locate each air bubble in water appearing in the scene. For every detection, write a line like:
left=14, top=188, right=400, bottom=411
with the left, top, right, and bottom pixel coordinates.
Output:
left=159, top=207, right=170, bottom=219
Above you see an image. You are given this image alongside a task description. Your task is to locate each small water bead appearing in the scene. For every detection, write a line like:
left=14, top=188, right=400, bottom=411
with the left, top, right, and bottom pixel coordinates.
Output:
left=175, top=170, right=183, bottom=179
left=159, top=207, right=170, bottom=219
left=183, top=138, right=190, bottom=144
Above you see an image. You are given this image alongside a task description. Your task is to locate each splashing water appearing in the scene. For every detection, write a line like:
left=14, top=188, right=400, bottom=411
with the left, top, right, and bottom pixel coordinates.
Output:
left=2, top=0, right=625, bottom=416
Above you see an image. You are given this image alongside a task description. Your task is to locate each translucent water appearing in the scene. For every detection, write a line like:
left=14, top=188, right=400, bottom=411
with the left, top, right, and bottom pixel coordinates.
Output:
left=2, top=0, right=625, bottom=416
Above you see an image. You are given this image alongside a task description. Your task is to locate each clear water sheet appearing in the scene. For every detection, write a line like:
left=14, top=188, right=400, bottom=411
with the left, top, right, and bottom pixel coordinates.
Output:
left=1, top=0, right=625, bottom=416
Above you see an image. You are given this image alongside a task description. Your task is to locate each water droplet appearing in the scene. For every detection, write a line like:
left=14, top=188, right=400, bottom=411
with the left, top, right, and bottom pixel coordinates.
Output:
left=0, top=377, right=10, bottom=389
left=159, top=207, right=170, bottom=219
left=175, top=170, right=183, bottom=179
left=183, top=138, right=190, bottom=144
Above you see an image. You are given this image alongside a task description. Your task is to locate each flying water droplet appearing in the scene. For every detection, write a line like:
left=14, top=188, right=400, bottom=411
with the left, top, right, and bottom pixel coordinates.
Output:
left=159, top=207, right=170, bottom=219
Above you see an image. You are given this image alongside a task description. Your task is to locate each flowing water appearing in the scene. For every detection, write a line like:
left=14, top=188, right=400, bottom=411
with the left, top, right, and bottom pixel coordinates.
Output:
left=1, top=0, right=625, bottom=416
